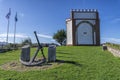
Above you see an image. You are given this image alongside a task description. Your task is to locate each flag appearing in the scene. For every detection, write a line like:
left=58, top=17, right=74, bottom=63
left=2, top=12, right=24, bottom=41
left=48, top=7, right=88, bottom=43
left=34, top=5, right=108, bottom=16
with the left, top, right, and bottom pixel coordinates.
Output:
left=6, top=8, right=11, bottom=19
left=15, top=12, right=18, bottom=22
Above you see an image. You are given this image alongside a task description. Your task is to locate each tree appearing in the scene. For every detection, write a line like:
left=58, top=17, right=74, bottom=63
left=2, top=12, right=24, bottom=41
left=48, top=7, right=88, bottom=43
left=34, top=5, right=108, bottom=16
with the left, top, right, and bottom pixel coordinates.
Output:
left=21, top=38, right=32, bottom=46
left=53, top=29, right=66, bottom=45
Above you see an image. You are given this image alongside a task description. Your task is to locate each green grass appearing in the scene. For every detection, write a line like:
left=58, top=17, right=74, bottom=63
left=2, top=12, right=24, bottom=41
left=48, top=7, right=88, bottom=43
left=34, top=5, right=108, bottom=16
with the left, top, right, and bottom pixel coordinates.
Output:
left=1, top=46, right=120, bottom=80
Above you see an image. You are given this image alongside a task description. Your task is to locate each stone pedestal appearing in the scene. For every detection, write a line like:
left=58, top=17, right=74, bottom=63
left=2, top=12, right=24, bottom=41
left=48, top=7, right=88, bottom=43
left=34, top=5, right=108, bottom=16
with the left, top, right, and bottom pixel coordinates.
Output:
left=48, top=45, right=56, bottom=62
left=21, top=45, right=30, bottom=62
left=102, top=45, right=107, bottom=51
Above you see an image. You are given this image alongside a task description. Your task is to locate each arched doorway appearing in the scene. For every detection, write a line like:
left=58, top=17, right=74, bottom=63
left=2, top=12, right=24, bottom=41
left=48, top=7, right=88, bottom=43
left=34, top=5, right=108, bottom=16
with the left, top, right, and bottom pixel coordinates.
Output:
left=76, top=22, right=93, bottom=45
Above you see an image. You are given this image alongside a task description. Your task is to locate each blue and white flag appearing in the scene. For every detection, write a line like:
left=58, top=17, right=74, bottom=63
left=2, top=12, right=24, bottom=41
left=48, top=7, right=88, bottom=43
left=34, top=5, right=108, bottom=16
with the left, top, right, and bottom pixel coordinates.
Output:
left=15, top=12, right=18, bottom=22
left=6, top=8, right=11, bottom=19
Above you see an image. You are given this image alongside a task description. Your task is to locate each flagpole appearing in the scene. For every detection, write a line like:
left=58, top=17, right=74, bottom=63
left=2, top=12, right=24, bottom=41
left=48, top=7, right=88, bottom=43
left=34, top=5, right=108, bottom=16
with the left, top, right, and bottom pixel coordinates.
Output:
left=6, top=8, right=11, bottom=44
left=14, top=12, right=17, bottom=49
left=6, top=18, right=9, bottom=44
left=14, top=20, right=16, bottom=48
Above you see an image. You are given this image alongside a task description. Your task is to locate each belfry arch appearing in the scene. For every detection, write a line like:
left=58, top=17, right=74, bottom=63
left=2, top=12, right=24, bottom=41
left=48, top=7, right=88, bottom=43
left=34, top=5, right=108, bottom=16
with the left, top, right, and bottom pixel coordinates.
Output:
left=76, top=21, right=94, bottom=45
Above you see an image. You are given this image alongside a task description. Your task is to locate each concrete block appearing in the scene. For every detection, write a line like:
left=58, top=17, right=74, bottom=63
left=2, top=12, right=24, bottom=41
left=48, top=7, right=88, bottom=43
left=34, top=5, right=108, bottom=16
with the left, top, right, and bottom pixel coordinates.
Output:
left=21, top=45, right=30, bottom=62
left=48, top=45, right=56, bottom=62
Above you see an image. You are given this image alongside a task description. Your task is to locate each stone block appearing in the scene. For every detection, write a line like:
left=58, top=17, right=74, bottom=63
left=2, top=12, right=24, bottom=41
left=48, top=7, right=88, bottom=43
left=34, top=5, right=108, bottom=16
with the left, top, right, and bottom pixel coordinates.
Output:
left=48, top=45, right=56, bottom=62
left=21, top=45, right=30, bottom=62
left=102, top=45, right=107, bottom=51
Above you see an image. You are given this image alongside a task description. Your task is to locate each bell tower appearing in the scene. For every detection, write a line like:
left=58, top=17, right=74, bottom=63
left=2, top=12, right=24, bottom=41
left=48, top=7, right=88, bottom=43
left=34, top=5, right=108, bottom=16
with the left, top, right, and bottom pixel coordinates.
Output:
left=66, top=9, right=100, bottom=46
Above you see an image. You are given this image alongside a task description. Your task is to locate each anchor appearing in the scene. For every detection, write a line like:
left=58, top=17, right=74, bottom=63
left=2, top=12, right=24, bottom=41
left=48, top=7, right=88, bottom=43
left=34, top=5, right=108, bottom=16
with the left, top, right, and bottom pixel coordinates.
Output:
left=20, top=31, right=46, bottom=66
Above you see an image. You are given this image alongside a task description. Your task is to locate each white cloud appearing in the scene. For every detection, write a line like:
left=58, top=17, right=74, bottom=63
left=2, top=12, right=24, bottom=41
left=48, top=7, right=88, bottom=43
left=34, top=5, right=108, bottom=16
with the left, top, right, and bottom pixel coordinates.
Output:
left=0, top=33, right=53, bottom=43
left=0, top=33, right=28, bottom=38
left=111, top=18, right=120, bottom=23
left=0, top=33, right=29, bottom=43
left=51, top=39, right=56, bottom=42
left=102, top=37, right=120, bottom=44
left=0, top=37, right=6, bottom=42
left=37, top=34, right=52, bottom=39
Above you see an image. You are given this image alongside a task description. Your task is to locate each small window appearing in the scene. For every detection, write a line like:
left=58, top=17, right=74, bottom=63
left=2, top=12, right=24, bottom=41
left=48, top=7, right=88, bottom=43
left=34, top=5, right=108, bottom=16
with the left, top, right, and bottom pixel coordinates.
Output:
left=83, top=32, right=87, bottom=35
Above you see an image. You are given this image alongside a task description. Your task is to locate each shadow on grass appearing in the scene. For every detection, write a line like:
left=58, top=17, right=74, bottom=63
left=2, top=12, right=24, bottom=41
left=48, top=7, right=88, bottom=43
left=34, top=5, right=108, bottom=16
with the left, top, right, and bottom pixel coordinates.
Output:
left=56, top=59, right=82, bottom=67
left=57, top=55, right=74, bottom=59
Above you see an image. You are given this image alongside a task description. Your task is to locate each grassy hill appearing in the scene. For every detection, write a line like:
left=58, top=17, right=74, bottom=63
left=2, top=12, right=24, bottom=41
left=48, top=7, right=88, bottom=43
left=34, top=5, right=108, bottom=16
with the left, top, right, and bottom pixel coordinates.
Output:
left=0, top=46, right=120, bottom=80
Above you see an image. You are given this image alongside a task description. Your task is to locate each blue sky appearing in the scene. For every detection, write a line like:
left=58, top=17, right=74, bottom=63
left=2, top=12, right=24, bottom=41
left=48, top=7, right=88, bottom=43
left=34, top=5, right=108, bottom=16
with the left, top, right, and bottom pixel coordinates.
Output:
left=0, top=0, right=120, bottom=44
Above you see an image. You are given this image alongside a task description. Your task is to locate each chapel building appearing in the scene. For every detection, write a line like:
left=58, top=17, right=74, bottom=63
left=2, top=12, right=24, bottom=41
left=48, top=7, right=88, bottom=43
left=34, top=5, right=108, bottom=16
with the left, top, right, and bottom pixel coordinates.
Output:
left=66, top=9, right=100, bottom=46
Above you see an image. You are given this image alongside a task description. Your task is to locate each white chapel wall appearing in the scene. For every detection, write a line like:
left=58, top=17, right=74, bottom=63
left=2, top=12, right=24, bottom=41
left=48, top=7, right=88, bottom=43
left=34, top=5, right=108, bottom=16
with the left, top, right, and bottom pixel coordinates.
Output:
left=66, top=20, right=73, bottom=45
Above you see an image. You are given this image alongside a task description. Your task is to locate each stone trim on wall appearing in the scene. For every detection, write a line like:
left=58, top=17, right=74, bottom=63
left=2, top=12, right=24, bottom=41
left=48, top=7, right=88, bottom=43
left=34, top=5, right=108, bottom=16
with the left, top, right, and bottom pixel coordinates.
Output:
left=107, top=47, right=120, bottom=57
